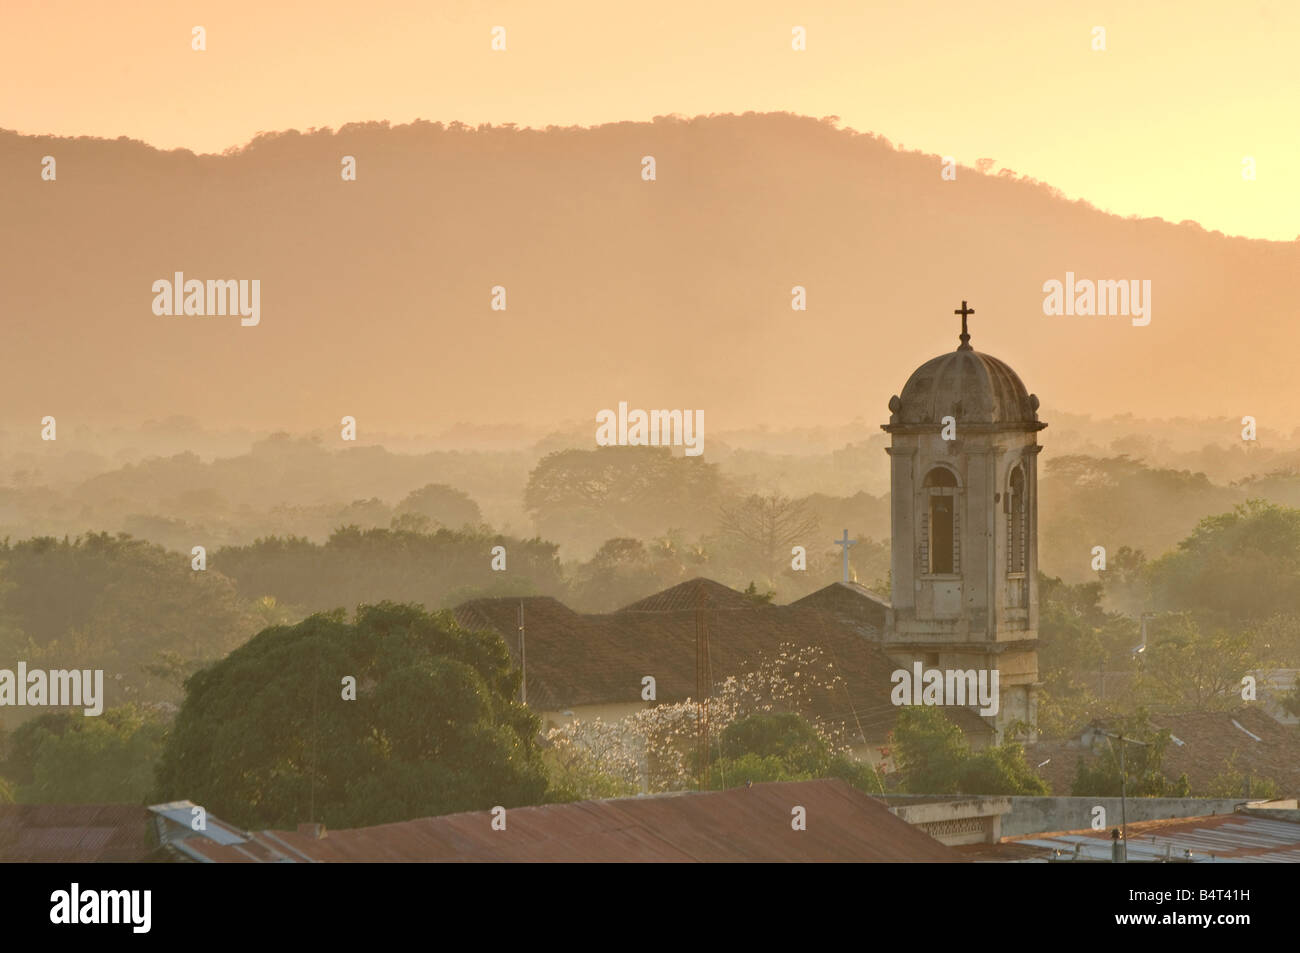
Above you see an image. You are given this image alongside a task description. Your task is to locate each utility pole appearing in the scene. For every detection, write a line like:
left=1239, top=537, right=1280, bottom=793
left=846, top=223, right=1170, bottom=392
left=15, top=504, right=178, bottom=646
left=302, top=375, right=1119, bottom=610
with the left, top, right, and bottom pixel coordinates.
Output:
left=517, top=601, right=527, bottom=706
left=1102, top=729, right=1151, bottom=863
left=695, top=603, right=712, bottom=790
left=1118, top=736, right=1128, bottom=863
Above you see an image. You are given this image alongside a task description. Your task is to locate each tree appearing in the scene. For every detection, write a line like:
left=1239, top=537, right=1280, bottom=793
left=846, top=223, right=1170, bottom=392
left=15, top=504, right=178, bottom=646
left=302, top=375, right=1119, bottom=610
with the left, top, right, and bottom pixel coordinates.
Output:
left=0, top=533, right=263, bottom=708
left=959, top=742, right=1050, bottom=796
left=565, top=536, right=710, bottom=612
left=1071, top=710, right=1191, bottom=797
left=541, top=718, right=640, bottom=802
left=1034, top=572, right=1138, bottom=737
left=214, top=525, right=564, bottom=614
left=890, top=707, right=969, bottom=794
left=1137, top=612, right=1258, bottom=711
left=1203, top=753, right=1280, bottom=800
left=524, top=447, right=724, bottom=555
left=1035, top=670, right=1110, bottom=742
left=714, top=713, right=827, bottom=775
left=153, top=602, right=549, bottom=829
left=717, top=493, right=819, bottom=579
left=1148, top=500, right=1300, bottom=623
left=890, top=707, right=1048, bottom=795
left=394, top=483, right=482, bottom=530
left=1096, top=545, right=1149, bottom=616
left=543, top=644, right=871, bottom=794
left=706, top=711, right=881, bottom=792
left=1038, top=455, right=1238, bottom=585
left=1, top=704, right=167, bottom=803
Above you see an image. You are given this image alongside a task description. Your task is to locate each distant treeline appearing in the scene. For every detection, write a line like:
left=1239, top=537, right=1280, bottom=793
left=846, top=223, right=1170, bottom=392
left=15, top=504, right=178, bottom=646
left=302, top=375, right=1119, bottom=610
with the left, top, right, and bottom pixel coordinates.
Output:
left=3, top=434, right=1300, bottom=585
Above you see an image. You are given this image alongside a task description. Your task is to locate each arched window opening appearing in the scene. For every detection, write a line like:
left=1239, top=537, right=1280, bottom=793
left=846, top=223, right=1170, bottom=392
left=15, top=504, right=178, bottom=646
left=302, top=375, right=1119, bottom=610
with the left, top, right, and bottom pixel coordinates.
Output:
left=1007, top=466, right=1027, bottom=574
left=922, top=467, right=959, bottom=575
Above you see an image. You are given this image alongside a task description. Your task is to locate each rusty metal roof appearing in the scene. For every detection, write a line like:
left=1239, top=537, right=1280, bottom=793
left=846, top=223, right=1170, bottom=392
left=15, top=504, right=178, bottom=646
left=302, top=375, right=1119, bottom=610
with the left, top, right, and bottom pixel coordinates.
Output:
left=165, top=780, right=965, bottom=863
left=0, top=804, right=152, bottom=862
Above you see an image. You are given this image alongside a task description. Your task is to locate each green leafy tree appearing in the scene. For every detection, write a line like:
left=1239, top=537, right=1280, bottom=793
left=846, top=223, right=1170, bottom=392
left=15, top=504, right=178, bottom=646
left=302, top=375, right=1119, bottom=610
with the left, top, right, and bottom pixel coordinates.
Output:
left=153, top=602, right=549, bottom=829
left=0, top=533, right=262, bottom=709
left=1071, top=710, right=1191, bottom=797
left=1203, top=754, right=1281, bottom=799
left=960, top=742, right=1050, bottom=796
left=1137, top=612, right=1258, bottom=711
left=708, top=712, right=883, bottom=794
left=1035, top=572, right=1140, bottom=737
left=1147, top=500, right=1300, bottom=624
left=891, top=707, right=1048, bottom=795
left=1, top=704, right=167, bottom=803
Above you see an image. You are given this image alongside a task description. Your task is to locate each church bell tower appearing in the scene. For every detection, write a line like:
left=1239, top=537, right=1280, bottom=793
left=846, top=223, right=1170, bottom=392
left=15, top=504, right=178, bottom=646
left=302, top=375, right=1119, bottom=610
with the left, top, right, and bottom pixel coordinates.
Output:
left=882, top=302, right=1045, bottom=741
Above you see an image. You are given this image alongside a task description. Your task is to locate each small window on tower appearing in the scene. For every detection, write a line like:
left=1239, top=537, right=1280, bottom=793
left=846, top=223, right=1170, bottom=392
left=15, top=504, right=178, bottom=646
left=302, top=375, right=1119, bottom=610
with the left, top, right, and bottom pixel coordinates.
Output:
left=930, top=496, right=954, bottom=573
left=1008, top=466, right=1026, bottom=574
left=923, top=467, right=959, bottom=575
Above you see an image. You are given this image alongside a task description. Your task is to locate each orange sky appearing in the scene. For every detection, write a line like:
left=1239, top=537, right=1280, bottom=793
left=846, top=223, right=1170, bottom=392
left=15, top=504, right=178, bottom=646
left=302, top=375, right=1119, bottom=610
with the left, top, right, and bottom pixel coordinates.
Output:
left=3, top=0, right=1296, bottom=241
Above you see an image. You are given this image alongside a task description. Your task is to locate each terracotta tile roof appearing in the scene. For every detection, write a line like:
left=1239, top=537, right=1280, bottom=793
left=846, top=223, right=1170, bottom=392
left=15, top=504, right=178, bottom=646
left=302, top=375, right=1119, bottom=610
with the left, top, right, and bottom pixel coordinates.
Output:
left=0, top=804, right=152, bottom=862
left=454, top=590, right=992, bottom=744
left=1152, top=709, right=1300, bottom=793
left=618, top=577, right=756, bottom=612
left=1025, top=742, right=1079, bottom=796
left=185, top=780, right=963, bottom=862
left=791, top=582, right=889, bottom=633
left=1029, top=708, right=1300, bottom=796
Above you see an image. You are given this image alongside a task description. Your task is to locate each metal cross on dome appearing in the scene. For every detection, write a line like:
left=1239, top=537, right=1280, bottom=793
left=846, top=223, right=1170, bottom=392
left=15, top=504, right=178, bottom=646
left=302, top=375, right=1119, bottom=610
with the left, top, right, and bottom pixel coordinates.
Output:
left=955, top=300, right=974, bottom=350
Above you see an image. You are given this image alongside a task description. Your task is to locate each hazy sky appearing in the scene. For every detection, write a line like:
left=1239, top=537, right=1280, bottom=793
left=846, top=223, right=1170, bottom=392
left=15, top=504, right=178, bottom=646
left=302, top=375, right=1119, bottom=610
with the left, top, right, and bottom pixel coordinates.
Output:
left=4, top=0, right=1296, bottom=240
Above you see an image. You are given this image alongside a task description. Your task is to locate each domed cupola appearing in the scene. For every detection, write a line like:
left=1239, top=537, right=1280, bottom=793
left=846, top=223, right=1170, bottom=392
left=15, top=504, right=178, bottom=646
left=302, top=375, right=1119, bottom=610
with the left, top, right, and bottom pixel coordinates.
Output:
left=884, top=301, right=1044, bottom=431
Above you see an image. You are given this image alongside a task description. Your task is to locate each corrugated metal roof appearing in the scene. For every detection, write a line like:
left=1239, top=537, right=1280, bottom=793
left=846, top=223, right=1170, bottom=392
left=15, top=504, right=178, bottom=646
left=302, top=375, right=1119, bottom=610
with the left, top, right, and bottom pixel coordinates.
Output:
left=959, top=813, right=1300, bottom=863
left=0, top=804, right=151, bottom=862
left=166, top=780, right=965, bottom=863
left=149, top=801, right=248, bottom=846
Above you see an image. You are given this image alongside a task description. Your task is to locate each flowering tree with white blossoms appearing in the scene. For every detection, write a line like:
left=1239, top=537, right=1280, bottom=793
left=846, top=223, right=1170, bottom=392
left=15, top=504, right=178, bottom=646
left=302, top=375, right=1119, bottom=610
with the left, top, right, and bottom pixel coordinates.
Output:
left=545, top=643, right=875, bottom=797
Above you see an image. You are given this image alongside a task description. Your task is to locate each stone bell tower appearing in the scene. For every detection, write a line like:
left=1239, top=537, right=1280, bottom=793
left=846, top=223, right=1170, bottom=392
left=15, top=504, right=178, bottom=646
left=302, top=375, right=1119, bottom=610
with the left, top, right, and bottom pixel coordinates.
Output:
left=881, top=302, right=1045, bottom=741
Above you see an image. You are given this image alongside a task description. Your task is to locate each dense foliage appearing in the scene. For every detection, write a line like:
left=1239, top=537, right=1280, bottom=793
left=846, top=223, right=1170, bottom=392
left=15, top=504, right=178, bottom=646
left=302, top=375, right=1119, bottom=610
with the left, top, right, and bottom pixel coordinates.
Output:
left=890, top=707, right=1048, bottom=796
left=153, top=602, right=549, bottom=829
